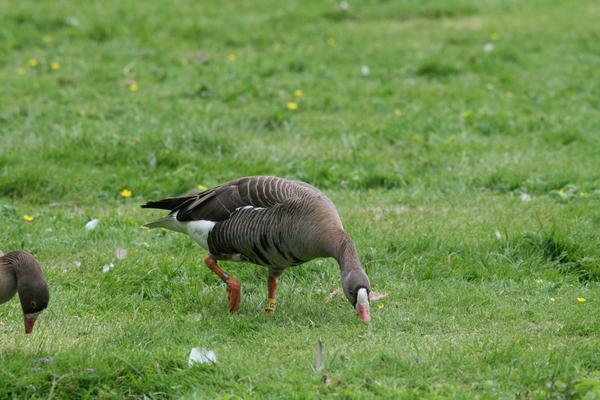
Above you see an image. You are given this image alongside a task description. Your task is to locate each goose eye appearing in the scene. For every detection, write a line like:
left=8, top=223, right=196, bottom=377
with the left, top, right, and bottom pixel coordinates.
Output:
left=30, top=301, right=37, bottom=309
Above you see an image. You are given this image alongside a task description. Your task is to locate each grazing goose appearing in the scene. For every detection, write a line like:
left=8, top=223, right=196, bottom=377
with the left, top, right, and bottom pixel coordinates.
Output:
left=142, top=176, right=371, bottom=322
left=0, top=250, right=50, bottom=333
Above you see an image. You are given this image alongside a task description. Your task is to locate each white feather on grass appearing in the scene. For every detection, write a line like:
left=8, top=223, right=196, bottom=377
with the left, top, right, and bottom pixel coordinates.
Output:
left=188, top=348, right=217, bottom=367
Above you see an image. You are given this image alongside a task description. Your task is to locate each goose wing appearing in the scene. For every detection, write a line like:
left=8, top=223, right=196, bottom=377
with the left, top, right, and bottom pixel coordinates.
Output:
left=142, top=176, right=312, bottom=222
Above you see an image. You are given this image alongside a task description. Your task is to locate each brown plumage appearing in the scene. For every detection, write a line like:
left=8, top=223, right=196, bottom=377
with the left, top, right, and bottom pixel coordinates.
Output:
left=0, top=250, right=50, bottom=333
left=142, top=176, right=371, bottom=322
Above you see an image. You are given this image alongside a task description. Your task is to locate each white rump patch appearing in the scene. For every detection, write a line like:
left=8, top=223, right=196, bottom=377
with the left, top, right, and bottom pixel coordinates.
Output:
left=186, top=220, right=215, bottom=250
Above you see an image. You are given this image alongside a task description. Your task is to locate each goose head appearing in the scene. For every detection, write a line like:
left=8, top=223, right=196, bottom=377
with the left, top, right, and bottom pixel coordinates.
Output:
left=342, top=270, right=371, bottom=323
left=18, top=275, right=50, bottom=333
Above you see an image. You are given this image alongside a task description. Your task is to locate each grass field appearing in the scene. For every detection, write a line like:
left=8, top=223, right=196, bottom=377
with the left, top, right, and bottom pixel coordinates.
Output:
left=2, top=0, right=600, bottom=398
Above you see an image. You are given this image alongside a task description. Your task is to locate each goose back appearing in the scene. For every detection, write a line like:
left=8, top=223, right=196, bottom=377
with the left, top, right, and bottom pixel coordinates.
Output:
left=144, top=176, right=334, bottom=222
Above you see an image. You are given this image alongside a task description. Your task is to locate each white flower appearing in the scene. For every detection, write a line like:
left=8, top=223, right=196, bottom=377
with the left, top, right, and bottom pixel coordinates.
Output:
left=85, top=219, right=99, bottom=231
left=483, top=43, right=495, bottom=53
left=188, top=348, right=216, bottom=366
left=520, top=193, right=532, bottom=202
left=360, top=65, right=370, bottom=76
left=495, top=230, right=503, bottom=239
left=339, top=1, right=349, bottom=10
left=102, top=263, right=115, bottom=273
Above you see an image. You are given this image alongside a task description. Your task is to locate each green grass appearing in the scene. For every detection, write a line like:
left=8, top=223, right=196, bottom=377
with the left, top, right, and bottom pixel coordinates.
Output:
left=2, top=0, right=600, bottom=398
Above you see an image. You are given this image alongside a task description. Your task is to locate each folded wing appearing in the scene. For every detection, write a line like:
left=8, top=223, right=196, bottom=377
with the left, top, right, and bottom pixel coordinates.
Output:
left=141, top=176, right=306, bottom=222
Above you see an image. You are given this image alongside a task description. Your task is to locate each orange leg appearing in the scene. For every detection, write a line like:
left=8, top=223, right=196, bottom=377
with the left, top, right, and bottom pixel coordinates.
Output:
left=204, top=256, right=240, bottom=313
left=265, top=275, right=277, bottom=315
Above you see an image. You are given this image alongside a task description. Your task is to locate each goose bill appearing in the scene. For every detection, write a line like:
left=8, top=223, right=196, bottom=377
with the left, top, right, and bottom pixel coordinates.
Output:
left=24, top=313, right=39, bottom=334
left=355, top=288, right=371, bottom=323
left=357, top=304, right=371, bottom=323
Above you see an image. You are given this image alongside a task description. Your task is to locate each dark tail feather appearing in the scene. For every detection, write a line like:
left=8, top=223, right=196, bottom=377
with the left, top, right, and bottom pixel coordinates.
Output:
left=140, top=196, right=194, bottom=211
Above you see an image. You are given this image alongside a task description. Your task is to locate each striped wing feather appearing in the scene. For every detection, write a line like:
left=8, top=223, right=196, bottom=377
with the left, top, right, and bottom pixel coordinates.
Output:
left=207, top=197, right=310, bottom=266
left=175, top=176, right=311, bottom=222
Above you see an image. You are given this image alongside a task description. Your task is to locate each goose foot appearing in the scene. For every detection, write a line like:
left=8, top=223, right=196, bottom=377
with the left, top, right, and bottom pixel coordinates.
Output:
left=204, top=256, right=241, bottom=313
left=225, top=277, right=241, bottom=313
left=265, top=298, right=276, bottom=315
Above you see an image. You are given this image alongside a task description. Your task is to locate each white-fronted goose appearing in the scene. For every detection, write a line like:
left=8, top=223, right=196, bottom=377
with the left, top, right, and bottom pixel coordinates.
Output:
left=142, top=176, right=371, bottom=322
left=0, top=250, right=50, bottom=333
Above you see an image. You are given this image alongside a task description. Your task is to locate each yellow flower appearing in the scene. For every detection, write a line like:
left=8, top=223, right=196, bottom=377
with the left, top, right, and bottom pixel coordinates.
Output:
left=579, top=192, right=589, bottom=198
left=197, top=184, right=208, bottom=191
left=23, top=215, right=34, bottom=222
left=577, top=297, right=586, bottom=303
left=462, top=111, right=473, bottom=119
left=120, top=189, right=133, bottom=198
left=327, top=38, right=336, bottom=46
left=377, top=303, right=384, bottom=310
left=50, top=62, right=60, bottom=71
left=287, top=102, right=298, bottom=111
left=294, top=89, right=304, bottom=98
left=129, top=83, right=139, bottom=92
left=17, top=68, right=26, bottom=76
left=394, top=109, right=402, bottom=117
left=534, top=279, right=544, bottom=285
left=550, top=297, right=555, bottom=302
left=227, top=53, right=237, bottom=62
left=42, top=35, right=53, bottom=44
left=28, top=58, right=39, bottom=68
left=557, top=188, right=567, bottom=198
left=490, top=32, right=500, bottom=41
